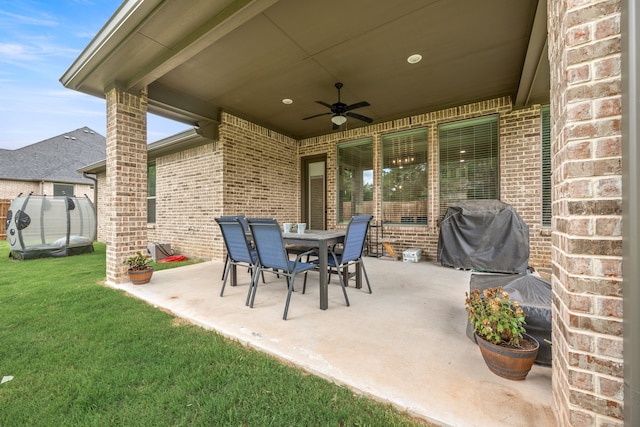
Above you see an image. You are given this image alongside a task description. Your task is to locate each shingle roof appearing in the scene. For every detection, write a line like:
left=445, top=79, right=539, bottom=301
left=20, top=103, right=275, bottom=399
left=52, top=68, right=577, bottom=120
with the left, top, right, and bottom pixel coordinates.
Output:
left=0, top=127, right=106, bottom=184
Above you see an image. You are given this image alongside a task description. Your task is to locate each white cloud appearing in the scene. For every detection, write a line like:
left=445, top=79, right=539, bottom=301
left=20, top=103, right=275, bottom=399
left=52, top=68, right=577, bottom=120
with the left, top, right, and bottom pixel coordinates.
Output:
left=0, top=42, right=35, bottom=60
left=0, top=10, right=58, bottom=27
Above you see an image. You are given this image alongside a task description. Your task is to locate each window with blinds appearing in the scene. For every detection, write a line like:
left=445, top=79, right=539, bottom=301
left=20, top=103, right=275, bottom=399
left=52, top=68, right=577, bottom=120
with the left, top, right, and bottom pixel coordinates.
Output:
left=147, top=163, right=156, bottom=223
left=381, top=129, right=428, bottom=225
left=438, top=116, right=499, bottom=221
left=541, top=106, right=551, bottom=227
left=337, top=139, right=373, bottom=223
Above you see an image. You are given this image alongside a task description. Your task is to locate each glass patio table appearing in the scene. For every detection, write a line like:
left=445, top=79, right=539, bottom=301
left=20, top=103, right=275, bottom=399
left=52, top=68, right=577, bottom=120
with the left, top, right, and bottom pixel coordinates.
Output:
left=282, top=229, right=345, bottom=310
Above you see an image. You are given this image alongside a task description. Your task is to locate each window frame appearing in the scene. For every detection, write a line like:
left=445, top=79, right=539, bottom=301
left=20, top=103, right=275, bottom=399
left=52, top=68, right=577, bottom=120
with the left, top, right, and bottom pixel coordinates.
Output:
left=53, top=183, right=75, bottom=196
left=336, top=138, right=374, bottom=224
left=147, top=162, right=156, bottom=224
left=381, top=128, right=429, bottom=225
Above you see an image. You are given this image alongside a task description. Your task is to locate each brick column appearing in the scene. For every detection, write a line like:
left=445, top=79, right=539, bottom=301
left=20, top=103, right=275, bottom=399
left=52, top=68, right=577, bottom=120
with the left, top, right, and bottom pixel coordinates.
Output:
left=549, top=0, right=624, bottom=425
left=105, top=86, right=148, bottom=284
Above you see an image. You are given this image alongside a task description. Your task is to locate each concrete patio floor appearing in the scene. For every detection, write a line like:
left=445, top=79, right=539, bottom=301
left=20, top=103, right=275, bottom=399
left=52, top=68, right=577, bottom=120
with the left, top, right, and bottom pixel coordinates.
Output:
left=109, top=257, right=555, bottom=427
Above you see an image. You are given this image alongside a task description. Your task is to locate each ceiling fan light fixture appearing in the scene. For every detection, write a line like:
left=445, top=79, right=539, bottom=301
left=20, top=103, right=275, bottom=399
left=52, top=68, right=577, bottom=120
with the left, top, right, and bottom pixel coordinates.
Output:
left=302, top=83, right=372, bottom=125
left=407, top=54, right=422, bottom=64
left=331, top=114, right=347, bottom=125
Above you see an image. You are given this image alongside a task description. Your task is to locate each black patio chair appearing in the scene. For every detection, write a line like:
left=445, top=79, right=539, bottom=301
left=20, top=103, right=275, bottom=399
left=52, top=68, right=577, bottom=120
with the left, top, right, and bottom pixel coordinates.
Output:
left=246, top=218, right=320, bottom=320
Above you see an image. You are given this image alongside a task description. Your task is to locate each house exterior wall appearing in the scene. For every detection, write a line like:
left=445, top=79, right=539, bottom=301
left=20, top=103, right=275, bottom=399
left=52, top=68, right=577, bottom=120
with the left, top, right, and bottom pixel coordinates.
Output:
left=0, top=179, right=40, bottom=199
left=133, top=113, right=298, bottom=261
left=0, top=180, right=94, bottom=201
left=95, top=173, right=107, bottom=243
left=213, top=114, right=299, bottom=259
left=147, top=142, right=219, bottom=259
left=501, top=105, right=553, bottom=277
left=299, top=97, right=553, bottom=276
left=549, top=0, right=624, bottom=425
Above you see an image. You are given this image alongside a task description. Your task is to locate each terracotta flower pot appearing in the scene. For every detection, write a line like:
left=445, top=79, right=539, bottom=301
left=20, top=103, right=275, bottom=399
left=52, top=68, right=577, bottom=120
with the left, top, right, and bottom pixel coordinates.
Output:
left=127, top=267, right=154, bottom=285
left=476, top=333, right=539, bottom=380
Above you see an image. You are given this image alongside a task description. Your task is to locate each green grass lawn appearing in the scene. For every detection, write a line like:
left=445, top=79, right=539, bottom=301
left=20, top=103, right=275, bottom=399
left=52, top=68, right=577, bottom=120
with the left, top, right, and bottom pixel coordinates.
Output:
left=0, top=241, right=430, bottom=426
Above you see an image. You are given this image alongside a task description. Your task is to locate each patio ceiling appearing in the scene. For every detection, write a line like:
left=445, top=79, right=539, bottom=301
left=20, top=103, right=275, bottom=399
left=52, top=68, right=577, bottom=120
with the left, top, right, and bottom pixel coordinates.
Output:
left=61, top=0, right=549, bottom=140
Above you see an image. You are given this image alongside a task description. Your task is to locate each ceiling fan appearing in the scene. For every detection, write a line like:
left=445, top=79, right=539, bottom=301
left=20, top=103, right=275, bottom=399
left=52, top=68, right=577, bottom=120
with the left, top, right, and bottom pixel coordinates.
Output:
left=302, top=82, right=373, bottom=129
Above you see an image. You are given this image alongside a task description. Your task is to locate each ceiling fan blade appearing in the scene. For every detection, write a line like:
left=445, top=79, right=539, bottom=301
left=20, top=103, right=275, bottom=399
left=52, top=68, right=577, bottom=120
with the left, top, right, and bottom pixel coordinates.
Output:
left=344, top=101, right=370, bottom=112
left=315, top=100, right=333, bottom=109
left=302, top=112, right=332, bottom=120
left=346, top=112, right=373, bottom=123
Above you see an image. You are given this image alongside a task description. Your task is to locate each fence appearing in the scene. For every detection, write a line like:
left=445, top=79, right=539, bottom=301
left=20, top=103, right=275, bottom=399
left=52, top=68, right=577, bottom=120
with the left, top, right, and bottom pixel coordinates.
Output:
left=0, top=199, right=10, bottom=240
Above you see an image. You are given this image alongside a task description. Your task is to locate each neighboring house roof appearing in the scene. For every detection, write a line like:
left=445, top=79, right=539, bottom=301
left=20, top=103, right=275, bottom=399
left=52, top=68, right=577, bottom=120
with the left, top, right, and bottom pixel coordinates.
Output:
left=0, top=127, right=106, bottom=185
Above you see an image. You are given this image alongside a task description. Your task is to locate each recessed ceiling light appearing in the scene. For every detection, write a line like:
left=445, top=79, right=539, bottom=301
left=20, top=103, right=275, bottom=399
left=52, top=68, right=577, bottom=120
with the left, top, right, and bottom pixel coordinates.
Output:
left=282, top=98, right=293, bottom=104
left=407, top=54, right=422, bottom=64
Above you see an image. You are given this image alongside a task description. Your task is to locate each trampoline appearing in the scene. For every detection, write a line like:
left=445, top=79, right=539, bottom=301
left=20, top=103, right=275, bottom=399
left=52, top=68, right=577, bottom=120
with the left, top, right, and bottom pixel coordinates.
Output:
left=6, top=194, right=96, bottom=260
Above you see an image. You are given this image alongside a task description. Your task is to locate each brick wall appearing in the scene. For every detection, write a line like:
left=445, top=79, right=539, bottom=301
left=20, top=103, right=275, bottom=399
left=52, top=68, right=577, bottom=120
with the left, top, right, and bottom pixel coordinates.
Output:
left=104, top=86, right=148, bottom=284
left=95, top=173, right=107, bottom=242
left=298, top=97, right=552, bottom=275
left=501, top=105, right=553, bottom=277
left=0, top=180, right=40, bottom=199
left=549, top=0, right=623, bottom=425
left=214, top=114, right=299, bottom=259
left=138, top=113, right=298, bottom=261
left=148, top=142, right=218, bottom=259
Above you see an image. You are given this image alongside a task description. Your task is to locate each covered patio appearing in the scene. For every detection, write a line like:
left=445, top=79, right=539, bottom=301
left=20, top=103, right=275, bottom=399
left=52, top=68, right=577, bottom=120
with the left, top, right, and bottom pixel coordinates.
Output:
left=111, top=257, right=554, bottom=426
left=61, top=0, right=635, bottom=424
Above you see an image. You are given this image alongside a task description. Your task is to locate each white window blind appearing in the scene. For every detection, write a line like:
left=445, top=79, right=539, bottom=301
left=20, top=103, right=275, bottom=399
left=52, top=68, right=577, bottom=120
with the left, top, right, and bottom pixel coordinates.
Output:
left=438, top=116, right=499, bottom=220
left=541, top=106, right=551, bottom=227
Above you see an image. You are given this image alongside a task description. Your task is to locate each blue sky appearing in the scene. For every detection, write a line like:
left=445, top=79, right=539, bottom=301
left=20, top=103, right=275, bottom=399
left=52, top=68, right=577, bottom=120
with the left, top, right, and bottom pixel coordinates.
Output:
left=0, top=0, right=188, bottom=150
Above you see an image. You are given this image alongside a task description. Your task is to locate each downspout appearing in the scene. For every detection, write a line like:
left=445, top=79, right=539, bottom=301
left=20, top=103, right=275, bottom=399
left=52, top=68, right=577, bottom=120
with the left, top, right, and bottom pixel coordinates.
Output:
left=82, top=172, right=98, bottom=203
left=622, top=0, right=640, bottom=424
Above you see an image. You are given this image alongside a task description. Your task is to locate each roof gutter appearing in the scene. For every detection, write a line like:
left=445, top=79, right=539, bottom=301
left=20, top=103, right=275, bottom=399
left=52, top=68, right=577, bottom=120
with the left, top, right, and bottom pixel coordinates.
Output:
left=59, top=0, right=164, bottom=92
left=514, top=0, right=548, bottom=107
left=77, top=128, right=211, bottom=175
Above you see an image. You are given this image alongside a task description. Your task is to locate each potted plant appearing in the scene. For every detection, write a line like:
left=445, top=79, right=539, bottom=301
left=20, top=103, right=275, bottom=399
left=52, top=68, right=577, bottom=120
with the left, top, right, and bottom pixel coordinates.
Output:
left=124, top=251, right=154, bottom=285
left=465, top=286, right=539, bottom=380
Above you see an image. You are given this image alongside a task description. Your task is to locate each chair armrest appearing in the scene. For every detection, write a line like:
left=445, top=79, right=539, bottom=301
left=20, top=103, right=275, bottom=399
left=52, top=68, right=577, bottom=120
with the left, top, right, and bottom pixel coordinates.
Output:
left=295, top=248, right=317, bottom=263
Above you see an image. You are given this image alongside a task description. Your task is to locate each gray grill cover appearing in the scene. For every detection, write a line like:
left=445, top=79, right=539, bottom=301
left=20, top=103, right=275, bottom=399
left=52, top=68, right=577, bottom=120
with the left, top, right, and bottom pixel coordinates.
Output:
left=437, top=200, right=529, bottom=274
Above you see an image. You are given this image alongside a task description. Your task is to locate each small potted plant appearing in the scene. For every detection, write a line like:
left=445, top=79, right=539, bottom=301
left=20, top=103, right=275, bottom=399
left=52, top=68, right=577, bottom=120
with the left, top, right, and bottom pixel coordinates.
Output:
left=465, top=286, right=539, bottom=380
left=124, top=251, right=154, bottom=284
